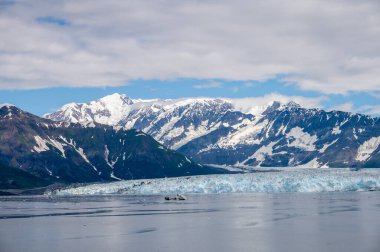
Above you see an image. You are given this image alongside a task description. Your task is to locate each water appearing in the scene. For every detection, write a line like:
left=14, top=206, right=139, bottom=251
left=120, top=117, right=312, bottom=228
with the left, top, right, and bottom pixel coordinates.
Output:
left=1, top=192, right=380, bottom=252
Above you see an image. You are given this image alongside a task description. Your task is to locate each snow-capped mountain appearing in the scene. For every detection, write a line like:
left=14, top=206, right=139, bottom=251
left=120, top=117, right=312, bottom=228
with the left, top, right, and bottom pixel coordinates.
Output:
left=45, top=94, right=380, bottom=168
left=0, top=104, right=222, bottom=186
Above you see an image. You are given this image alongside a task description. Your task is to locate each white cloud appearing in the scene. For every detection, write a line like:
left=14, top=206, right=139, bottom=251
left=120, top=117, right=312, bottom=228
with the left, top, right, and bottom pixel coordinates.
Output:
left=329, top=102, right=380, bottom=116
left=330, top=102, right=353, bottom=112
left=356, top=105, right=380, bottom=116
left=370, top=92, right=380, bottom=99
left=0, top=0, right=380, bottom=93
left=193, top=81, right=222, bottom=89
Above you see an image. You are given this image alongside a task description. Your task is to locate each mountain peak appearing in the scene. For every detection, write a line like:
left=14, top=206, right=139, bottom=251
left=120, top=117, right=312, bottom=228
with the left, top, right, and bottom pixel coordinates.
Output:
left=261, top=100, right=303, bottom=114
left=0, top=103, right=22, bottom=114
left=0, top=104, right=26, bottom=119
left=270, top=101, right=282, bottom=108
left=284, top=101, right=301, bottom=108
left=99, top=93, right=133, bottom=105
left=262, top=101, right=282, bottom=114
left=0, top=103, right=16, bottom=109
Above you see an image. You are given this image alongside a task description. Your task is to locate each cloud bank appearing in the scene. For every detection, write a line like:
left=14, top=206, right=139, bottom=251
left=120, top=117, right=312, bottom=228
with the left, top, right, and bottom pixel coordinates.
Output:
left=0, top=0, right=380, bottom=93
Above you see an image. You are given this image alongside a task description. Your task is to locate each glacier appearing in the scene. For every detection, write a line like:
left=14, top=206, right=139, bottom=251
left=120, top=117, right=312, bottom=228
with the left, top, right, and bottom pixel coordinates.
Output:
left=52, top=168, right=380, bottom=195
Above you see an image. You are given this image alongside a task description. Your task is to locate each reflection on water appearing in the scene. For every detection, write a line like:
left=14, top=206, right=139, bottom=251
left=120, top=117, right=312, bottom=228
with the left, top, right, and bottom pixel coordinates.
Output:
left=0, top=192, right=380, bottom=252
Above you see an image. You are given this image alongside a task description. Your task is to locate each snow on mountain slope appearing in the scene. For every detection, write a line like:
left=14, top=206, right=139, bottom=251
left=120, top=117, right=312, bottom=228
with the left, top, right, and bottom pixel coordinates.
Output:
left=286, top=127, right=317, bottom=151
left=356, top=137, right=380, bottom=161
left=46, top=93, right=134, bottom=125
left=45, top=93, right=380, bottom=168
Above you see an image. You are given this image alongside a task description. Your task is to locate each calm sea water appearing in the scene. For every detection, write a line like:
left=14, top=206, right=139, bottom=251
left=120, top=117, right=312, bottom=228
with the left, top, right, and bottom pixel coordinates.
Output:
left=1, top=192, right=380, bottom=252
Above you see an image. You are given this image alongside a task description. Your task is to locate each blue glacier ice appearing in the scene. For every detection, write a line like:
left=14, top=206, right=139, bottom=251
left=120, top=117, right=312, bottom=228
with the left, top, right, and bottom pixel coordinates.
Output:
left=52, top=168, right=380, bottom=196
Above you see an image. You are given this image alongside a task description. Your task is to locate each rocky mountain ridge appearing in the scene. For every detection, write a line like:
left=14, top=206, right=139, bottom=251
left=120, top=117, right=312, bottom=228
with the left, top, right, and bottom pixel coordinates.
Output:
left=0, top=104, right=221, bottom=186
left=45, top=94, right=380, bottom=168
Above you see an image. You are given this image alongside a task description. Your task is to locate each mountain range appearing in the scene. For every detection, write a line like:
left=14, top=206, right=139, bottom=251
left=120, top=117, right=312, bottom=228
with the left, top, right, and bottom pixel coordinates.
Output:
left=2, top=93, right=380, bottom=190
left=46, top=93, right=380, bottom=168
left=0, top=103, right=222, bottom=189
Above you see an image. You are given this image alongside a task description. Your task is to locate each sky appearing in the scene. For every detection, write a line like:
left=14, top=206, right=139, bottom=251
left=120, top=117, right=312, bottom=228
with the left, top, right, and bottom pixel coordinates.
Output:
left=0, top=0, right=379, bottom=116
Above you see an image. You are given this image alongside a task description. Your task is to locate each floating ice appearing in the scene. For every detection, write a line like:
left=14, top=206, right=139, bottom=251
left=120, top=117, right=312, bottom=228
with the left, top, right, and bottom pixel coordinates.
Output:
left=52, top=168, right=380, bottom=196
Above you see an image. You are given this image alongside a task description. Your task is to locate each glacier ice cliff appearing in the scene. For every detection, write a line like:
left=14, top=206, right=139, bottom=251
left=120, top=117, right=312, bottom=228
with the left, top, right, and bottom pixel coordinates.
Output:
left=52, top=168, right=380, bottom=195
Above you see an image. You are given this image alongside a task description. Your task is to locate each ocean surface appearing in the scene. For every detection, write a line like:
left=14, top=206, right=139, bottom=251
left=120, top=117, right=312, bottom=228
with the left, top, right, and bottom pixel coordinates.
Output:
left=1, top=192, right=380, bottom=252
left=2, top=169, right=380, bottom=251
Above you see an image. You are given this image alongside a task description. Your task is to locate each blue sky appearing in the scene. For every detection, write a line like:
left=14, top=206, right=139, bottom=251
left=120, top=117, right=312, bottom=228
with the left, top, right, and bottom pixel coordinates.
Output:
left=36, top=16, right=70, bottom=26
left=0, top=1, right=379, bottom=116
